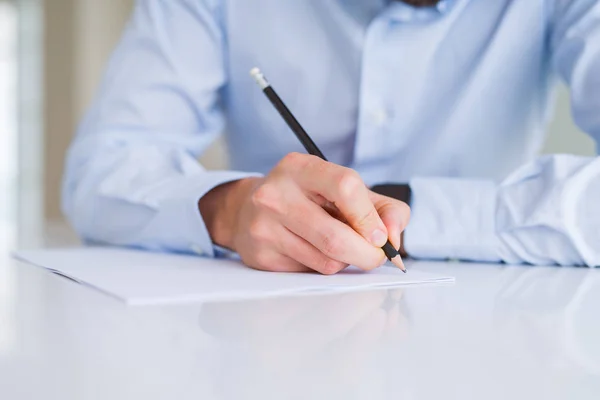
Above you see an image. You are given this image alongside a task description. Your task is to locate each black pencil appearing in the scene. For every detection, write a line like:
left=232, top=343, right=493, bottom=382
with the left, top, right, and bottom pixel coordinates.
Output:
left=250, top=68, right=406, bottom=273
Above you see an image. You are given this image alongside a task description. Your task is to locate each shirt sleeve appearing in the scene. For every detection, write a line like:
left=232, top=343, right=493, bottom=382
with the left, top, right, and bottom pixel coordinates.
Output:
left=62, top=0, right=260, bottom=257
left=404, top=0, right=600, bottom=267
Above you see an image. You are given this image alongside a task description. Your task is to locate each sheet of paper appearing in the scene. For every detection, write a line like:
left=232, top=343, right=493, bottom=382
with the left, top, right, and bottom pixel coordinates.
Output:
left=15, top=247, right=454, bottom=305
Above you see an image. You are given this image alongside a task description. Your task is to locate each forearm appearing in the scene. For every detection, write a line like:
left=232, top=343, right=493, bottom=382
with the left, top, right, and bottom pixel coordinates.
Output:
left=63, top=137, right=260, bottom=257
left=403, top=155, right=600, bottom=267
left=61, top=0, right=253, bottom=256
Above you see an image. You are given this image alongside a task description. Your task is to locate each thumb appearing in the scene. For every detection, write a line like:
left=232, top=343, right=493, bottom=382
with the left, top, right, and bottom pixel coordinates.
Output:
left=369, top=191, right=411, bottom=250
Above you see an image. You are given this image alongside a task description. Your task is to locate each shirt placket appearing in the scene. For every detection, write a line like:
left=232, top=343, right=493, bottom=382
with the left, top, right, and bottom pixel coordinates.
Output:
left=353, top=0, right=455, bottom=184
left=354, top=14, right=396, bottom=184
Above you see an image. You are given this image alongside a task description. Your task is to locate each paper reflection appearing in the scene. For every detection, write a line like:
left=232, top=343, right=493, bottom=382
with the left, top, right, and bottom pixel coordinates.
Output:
left=198, top=288, right=410, bottom=398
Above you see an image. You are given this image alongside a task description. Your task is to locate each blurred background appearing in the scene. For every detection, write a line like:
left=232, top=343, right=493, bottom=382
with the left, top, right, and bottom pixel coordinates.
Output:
left=0, top=0, right=596, bottom=249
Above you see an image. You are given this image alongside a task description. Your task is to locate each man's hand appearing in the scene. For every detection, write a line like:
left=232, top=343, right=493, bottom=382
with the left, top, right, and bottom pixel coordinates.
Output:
left=199, top=153, right=410, bottom=274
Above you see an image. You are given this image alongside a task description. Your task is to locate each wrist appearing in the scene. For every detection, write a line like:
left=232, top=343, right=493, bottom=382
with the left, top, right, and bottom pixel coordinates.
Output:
left=199, top=177, right=262, bottom=250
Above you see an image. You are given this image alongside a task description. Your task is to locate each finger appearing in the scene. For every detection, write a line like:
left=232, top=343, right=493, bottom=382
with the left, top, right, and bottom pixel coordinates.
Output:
left=246, top=250, right=312, bottom=273
left=277, top=227, right=348, bottom=275
left=369, top=191, right=411, bottom=250
left=284, top=154, right=388, bottom=247
left=281, top=196, right=387, bottom=270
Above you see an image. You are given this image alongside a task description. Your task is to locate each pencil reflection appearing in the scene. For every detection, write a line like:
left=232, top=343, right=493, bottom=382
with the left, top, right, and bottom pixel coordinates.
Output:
left=197, top=288, right=410, bottom=398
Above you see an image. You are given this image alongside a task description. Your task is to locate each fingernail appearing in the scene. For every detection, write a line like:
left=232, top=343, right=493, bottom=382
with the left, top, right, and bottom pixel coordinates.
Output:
left=370, top=229, right=388, bottom=246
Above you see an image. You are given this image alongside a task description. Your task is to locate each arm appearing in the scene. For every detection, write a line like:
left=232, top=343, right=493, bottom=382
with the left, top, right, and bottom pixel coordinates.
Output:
left=404, top=0, right=600, bottom=267
left=62, top=0, right=258, bottom=257
left=63, top=0, right=411, bottom=272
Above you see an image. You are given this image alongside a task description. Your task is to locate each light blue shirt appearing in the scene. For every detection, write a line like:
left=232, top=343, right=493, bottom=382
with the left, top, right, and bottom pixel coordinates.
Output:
left=63, top=0, right=600, bottom=267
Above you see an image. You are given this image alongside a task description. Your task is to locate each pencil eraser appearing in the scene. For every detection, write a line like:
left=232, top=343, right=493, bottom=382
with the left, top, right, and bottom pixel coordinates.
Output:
left=249, top=67, right=261, bottom=78
left=249, top=67, right=269, bottom=89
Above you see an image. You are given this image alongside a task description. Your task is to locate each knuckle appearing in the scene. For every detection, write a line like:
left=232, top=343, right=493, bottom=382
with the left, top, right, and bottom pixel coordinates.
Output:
left=251, top=183, right=281, bottom=212
left=336, top=169, right=363, bottom=199
left=321, top=231, right=343, bottom=257
left=253, top=250, right=273, bottom=268
left=355, top=207, right=380, bottom=229
left=248, top=219, right=271, bottom=242
left=320, top=259, right=344, bottom=275
left=363, top=254, right=387, bottom=271
left=279, top=152, right=306, bottom=170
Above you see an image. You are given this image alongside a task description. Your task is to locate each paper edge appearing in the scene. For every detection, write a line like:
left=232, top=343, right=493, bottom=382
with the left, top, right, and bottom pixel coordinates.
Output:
left=127, top=278, right=456, bottom=306
left=14, top=249, right=455, bottom=307
left=14, top=251, right=131, bottom=304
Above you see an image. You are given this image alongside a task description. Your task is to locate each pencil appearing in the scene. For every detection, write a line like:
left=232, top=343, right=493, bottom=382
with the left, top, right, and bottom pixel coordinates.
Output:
left=250, top=67, right=406, bottom=273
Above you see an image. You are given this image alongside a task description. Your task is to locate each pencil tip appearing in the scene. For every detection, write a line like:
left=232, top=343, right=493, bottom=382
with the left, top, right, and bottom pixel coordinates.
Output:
left=390, top=255, right=406, bottom=273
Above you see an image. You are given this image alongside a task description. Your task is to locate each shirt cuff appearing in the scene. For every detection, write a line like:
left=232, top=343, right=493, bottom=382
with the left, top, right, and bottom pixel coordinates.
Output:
left=145, top=171, right=262, bottom=258
left=404, top=177, right=501, bottom=262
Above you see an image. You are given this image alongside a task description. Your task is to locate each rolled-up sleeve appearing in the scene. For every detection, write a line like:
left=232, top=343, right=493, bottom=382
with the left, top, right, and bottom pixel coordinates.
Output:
left=405, top=156, right=600, bottom=267
left=404, top=0, right=600, bottom=267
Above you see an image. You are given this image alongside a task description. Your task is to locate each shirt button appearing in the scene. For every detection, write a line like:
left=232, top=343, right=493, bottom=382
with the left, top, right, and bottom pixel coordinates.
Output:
left=372, top=109, right=390, bottom=126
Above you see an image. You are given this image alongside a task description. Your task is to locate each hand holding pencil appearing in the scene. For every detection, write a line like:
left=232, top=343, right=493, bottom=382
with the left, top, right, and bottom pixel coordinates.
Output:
left=198, top=69, right=410, bottom=274
left=250, top=68, right=409, bottom=272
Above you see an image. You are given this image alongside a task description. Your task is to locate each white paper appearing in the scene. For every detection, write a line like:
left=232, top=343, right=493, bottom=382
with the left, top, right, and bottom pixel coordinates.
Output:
left=14, top=247, right=454, bottom=305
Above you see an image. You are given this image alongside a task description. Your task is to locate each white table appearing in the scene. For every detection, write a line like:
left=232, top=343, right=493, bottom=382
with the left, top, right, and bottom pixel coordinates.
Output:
left=0, top=226, right=599, bottom=400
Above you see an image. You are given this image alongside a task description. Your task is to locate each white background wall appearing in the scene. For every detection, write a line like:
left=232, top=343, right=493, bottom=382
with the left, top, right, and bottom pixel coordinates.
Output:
left=545, top=86, right=596, bottom=156
left=0, top=1, right=17, bottom=223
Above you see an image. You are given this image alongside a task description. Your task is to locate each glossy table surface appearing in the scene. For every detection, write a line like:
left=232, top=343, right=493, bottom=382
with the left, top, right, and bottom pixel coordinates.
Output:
left=0, top=223, right=599, bottom=400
